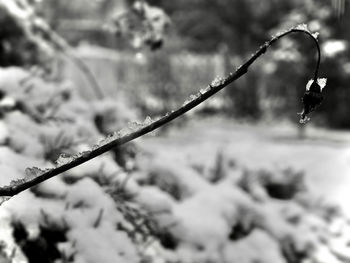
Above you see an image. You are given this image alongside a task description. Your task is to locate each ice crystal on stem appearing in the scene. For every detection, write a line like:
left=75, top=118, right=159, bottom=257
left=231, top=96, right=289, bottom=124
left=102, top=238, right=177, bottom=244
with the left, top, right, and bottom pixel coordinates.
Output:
left=143, top=116, right=153, bottom=125
left=200, top=86, right=211, bottom=95
left=25, top=167, right=48, bottom=178
left=55, top=153, right=74, bottom=167
left=96, top=132, right=119, bottom=148
left=96, top=127, right=131, bottom=148
left=312, top=32, right=320, bottom=39
left=7, top=167, right=54, bottom=187
left=183, top=94, right=199, bottom=106
left=295, top=23, right=310, bottom=32
left=211, top=76, right=225, bottom=87
left=128, top=121, right=143, bottom=131
left=128, top=116, right=153, bottom=132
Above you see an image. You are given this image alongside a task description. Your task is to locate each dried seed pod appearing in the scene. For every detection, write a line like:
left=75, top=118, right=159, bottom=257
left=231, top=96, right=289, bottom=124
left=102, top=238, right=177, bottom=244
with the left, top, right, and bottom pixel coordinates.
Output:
left=299, top=78, right=327, bottom=123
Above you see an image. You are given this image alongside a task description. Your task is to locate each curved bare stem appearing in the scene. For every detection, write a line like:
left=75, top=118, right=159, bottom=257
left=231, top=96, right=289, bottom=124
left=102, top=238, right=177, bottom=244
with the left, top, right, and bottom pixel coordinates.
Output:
left=274, top=28, right=321, bottom=81
left=63, top=52, right=105, bottom=99
left=0, top=25, right=322, bottom=197
left=36, top=22, right=105, bottom=99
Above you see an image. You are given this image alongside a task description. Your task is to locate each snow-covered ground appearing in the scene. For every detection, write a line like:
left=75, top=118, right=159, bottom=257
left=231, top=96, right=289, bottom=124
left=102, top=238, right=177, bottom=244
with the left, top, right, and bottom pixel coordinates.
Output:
left=138, top=118, right=350, bottom=216
left=1, top=63, right=349, bottom=262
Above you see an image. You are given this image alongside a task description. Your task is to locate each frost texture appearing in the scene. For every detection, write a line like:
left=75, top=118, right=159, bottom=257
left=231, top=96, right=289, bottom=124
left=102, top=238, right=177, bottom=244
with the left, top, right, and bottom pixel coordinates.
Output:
left=294, top=23, right=310, bottom=32
left=97, top=128, right=130, bottom=148
left=182, top=84, right=216, bottom=107
left=25, top=167, right=48, bottom=178
left=128, top=116, right=153, bottom=131
left=6, top=167, right=54, bottom=187
left=317, top=78, right=327, bottom=91
left=55, top=153, right=74, bottom=167
left=305, top=79, right=313, bottom=91
left=306, top=78, right=327, bottom=91
left=54, top=150, right=92, bottom=167
left=200, top=86, right=211, bottom=95
left=9, top=178, right=26, bottom=187
left=96, top=116, right=154, bottom=148
left=128, top=122, right=142, bottom=131
left=211, top=76, right=225, bottom=87
left=312, top=32, right=320, bottom=39
left=143, top=116, right=153, bottom=125
left=73, top=151, right=91, bottom=159
left=183, top=94, right=199, bottom=106
left=96, top=132, right=120, bottom=149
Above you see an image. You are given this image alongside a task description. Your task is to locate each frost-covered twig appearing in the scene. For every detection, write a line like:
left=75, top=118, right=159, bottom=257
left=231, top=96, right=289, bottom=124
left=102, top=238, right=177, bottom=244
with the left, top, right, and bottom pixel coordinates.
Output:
left=0, top=24, right=324, bottom=198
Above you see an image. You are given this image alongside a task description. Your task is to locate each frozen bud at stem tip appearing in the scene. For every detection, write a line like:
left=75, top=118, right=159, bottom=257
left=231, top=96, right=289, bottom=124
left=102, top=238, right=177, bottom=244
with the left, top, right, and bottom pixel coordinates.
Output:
left=299, top=78, right=327, bottom=124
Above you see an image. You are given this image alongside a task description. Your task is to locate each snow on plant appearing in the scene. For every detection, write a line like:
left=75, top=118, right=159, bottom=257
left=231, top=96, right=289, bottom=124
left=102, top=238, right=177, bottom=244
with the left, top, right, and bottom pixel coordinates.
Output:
left=0, top=2, right=334, bottom=262
left=0, top=66, right=159, bottom=262
left=0, top=23, right=327, bottom=199
left=133, top=147, right=350, bottom=262
left=0, top=21, right=329, bottom=262
left=0, top=25, right=331, bottom=263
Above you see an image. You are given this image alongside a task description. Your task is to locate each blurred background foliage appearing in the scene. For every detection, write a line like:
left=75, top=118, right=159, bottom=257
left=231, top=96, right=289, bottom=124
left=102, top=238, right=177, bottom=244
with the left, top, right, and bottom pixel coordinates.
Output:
left=2, top=1, right=350, bottom=262
left=2, top=0, right=350, bottom=128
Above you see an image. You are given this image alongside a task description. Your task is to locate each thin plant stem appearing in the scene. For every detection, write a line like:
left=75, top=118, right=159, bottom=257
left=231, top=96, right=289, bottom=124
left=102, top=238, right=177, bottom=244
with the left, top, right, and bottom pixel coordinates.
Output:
left=0, top=26, right=321, bottom=197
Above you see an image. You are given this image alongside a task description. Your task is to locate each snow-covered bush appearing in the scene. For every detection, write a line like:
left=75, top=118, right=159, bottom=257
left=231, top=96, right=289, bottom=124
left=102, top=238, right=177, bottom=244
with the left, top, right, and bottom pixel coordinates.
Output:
left=0, top=63, right=346, bottom=263
left=0, top=67, right=148, bottom=262
left=0, top=1, right=341, bottom=262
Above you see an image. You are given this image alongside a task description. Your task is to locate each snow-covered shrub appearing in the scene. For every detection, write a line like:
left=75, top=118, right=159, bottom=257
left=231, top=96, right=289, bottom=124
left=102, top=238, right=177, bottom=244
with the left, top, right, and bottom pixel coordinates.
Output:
left=0, top=8, right=335, bottom=262
left=0, top=67, right=154, bottom=263
left=130, top=146, right=350, bottom=263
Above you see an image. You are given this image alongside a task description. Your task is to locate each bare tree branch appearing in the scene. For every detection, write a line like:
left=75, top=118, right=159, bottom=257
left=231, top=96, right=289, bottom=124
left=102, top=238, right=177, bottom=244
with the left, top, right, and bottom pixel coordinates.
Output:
left=0, top=25, right=323, bottom=198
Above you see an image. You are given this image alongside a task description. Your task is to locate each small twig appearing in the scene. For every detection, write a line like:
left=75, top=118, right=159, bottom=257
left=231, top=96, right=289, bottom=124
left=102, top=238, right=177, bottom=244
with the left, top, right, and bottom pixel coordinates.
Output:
left=0, top=25, right=322, bottom=197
